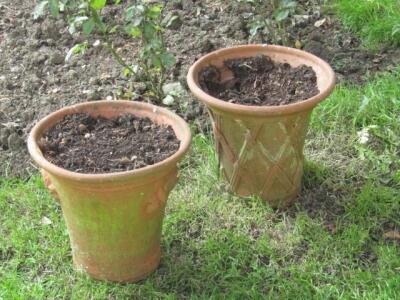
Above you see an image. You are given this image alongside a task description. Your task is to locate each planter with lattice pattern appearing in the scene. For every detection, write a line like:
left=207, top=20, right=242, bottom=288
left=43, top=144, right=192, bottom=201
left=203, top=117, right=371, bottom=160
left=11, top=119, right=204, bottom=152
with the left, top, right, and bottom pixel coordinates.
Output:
left=187, top=45, right=335, bottom=207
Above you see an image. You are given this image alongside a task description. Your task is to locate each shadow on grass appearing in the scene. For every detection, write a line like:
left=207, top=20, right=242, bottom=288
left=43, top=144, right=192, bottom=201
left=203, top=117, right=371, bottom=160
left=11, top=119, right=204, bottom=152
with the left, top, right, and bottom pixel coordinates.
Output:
left=286, top=160, right=350, bottom=223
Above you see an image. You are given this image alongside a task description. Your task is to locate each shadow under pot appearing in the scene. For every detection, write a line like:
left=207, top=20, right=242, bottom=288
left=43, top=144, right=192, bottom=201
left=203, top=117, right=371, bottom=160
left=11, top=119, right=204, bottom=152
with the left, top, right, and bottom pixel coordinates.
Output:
left=187, top=44, right=335, bottom=208
left=28, top=100, right=191, bottom=282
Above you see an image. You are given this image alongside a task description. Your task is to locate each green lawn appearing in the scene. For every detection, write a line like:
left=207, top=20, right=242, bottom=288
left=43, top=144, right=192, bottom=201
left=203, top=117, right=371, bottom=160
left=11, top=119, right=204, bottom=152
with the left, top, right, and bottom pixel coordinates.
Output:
left=1, top=68, right=399, bottom=299
left=333, top=0, right=400, bottom=47
left=1, top=1, right=400, bottom=298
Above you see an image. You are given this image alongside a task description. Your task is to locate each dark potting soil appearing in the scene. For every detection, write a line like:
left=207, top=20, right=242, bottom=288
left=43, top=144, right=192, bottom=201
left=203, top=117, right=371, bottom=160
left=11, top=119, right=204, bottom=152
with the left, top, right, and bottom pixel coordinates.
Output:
left=199, top=55, right=320, bottom=106
left=39, top=113, right=180, bottom=174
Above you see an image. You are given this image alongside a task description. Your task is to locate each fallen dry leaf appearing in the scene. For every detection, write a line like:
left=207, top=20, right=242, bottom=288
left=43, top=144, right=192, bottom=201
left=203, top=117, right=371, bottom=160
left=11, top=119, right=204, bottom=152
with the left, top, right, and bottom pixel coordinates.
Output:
left=314, top=18, right=326, bottom=28
left=41, top=216, right=52, bottom=225
left=326, top=223, right=337, bottom=234
left=383, top=231, right=400, bottom=240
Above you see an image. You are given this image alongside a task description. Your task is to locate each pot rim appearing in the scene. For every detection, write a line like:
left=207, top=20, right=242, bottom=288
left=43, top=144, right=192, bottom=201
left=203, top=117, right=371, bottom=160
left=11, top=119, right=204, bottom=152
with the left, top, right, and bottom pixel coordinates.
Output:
left=187, top=44, right=336, bottom=116
left=27, top=100, right=192, bottom=183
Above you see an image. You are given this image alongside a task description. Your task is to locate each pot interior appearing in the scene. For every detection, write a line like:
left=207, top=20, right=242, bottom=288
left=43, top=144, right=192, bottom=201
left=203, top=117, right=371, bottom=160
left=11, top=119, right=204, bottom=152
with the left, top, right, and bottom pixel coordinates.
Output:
left=34, top=101, right=188, bottom=145
left=197, top=45, right=333, bottom=96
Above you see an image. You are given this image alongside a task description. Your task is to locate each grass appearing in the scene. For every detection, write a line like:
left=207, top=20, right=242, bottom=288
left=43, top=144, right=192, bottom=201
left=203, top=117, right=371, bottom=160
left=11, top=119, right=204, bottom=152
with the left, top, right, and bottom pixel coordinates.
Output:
left=333, top=0, right=400, bottom=47
left=1, top=68, right=399, bottom=298
left=1, top=3, right=400, bottom=296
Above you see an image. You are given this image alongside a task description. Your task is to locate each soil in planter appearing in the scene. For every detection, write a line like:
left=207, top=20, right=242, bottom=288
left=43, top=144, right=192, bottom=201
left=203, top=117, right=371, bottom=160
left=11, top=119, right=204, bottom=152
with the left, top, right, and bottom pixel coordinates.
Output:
left=39, top=113, right=180, bottom=173
left=199, top=55, right=320, bottom=106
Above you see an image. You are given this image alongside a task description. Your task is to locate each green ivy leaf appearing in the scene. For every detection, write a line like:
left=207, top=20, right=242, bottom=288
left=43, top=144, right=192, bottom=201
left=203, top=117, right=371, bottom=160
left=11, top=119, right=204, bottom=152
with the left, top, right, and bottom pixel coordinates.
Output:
left=147, top=4, right=163, bottom=19
left=91, top=9, right=107, bottom=33
left=248, top=20, right=264, bottom=36
left=143, top=23, right=156, bottom=41
left=90, top=0, right=106, bottom=10
left=274, top=9, right=290, bottom=22
left=274, top=0, right=297, bottom=22
left=160, top=52, right=175, bottom=68
left=33, top=1, right=48, bottom=20
left=151, top=55, right=162, bottom=68
left=282, top=0, right=297, bottom=8
left=82, top=18, right=96, bottom=36
left=49, top=0, right=59, bottom=17
left=125, top=6, right=134, bottom=19
left=147, top=38, right=162, bottom=51
left=132, top=16, right=143, bottom=27
left=65, top=43, right=87, bottom=61
left=126, top=5, right=144, bottom=21
left=128, top=26, right=142, bottom=37
left=123, top=67, right=131, bottom=77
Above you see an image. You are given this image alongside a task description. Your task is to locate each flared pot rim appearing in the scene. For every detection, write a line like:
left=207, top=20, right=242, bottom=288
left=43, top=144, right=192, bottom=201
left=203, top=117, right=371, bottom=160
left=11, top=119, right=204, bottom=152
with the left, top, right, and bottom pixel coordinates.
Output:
left=27, top=100, right=192, bottom=183
left=187, top=44, right=336, bottom=117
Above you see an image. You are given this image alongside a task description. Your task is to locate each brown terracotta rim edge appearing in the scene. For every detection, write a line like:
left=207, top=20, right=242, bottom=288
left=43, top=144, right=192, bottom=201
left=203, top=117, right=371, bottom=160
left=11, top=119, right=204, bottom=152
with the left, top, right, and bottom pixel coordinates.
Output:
left=27, top=100, right=192, bottom=183
left=187, top=44, right=336, bottom=116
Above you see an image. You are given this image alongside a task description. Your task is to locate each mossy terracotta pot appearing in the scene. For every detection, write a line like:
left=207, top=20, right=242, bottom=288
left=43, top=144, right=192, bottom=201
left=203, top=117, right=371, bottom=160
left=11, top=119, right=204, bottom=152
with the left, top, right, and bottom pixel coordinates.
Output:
left=28, top=100, right=191, bottom=282
left=187, top=45, right=335, bottom=207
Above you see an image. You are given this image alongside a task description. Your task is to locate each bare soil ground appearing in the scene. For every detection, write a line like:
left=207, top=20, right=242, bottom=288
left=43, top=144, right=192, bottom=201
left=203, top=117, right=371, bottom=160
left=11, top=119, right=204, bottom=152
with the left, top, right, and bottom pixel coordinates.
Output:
left=0, top=0, right=399, bottom=177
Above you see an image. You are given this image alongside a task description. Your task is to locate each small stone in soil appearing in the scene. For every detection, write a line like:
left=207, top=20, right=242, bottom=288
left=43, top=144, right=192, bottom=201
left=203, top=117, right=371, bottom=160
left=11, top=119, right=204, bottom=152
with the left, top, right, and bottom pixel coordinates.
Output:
left=40, top=113, right=180, bottom=174
left=199, top=54, right=320, bottom=106
left=7, top=133, right=24, bottom=151
left=49, top=52, right=65, bottom=65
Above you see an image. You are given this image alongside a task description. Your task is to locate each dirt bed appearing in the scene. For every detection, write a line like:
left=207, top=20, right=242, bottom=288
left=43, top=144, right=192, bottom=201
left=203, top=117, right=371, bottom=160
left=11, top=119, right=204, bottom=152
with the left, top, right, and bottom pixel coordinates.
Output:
left=40, top=113, right=179, bottom=173
left=0, top=0, right=399, bottom=177
left=199, top=55, right=319, bottom=106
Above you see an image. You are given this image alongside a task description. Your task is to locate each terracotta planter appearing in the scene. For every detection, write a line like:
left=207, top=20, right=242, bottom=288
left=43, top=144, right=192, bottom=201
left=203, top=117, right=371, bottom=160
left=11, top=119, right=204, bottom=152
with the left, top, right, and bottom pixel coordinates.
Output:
left=28, top=100, right=191, bottom=282
left=187, top=45, right=335, bottom=207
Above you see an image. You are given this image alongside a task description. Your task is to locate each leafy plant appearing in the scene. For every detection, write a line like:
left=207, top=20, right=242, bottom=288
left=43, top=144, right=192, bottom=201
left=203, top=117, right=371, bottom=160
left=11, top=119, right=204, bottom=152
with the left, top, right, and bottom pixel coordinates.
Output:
left=33, top=0, right=175, bottom=102
left=273, top=0, right=297, bottom=45
left=246, top=0, right=297, bottom=46
left=272, top=0, right=297, bottom=23
left=124, top=3, right=175, bottom=100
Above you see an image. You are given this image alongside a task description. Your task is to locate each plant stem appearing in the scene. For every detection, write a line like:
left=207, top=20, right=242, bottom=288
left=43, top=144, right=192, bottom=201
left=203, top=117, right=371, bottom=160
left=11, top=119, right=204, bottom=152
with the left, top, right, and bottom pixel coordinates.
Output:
left=105, top=41, right=135, bottom=74
left=90, top=7, right=135, bottom=75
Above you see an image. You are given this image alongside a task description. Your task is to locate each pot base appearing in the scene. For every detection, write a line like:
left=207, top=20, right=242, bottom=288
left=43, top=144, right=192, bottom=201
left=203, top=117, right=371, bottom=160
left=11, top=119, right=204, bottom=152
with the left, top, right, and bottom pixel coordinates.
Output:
left=73, top=245, right=161, bottom=283
left=228, top=171, right=301, bottom=208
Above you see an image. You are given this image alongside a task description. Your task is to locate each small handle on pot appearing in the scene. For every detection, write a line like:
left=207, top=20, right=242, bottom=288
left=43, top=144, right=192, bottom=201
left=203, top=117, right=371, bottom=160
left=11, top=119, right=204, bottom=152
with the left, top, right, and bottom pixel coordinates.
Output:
left=143, top=169, right=179, bottom=217
left=163, top=169, right=179, bottom=194
left=156, top=169, right=179, bottom=206
left=41, top=169, right=60, bottom=202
